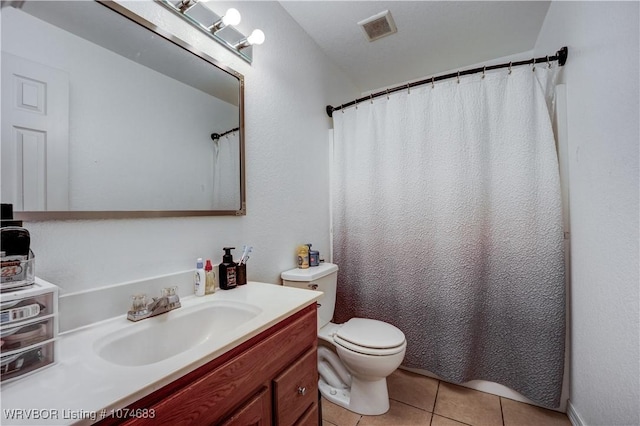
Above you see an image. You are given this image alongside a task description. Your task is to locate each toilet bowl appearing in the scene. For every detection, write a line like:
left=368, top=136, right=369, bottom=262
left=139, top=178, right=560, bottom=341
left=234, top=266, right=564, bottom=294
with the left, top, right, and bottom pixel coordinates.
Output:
left=281, top=263, right=406, bottom=415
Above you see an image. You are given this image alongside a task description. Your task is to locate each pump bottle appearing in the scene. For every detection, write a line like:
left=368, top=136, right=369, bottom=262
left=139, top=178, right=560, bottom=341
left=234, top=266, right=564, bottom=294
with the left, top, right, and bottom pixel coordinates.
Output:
left=219, top=247, right=237, bottom=290
left=194, top=258, right=206, bottom=296
left=205, top=259, right=216, bottom=294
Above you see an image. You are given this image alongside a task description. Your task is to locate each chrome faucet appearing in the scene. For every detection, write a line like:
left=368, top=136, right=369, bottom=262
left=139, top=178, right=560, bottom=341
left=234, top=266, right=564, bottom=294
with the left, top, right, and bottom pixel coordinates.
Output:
left=127, top=287, right=181, bottom=322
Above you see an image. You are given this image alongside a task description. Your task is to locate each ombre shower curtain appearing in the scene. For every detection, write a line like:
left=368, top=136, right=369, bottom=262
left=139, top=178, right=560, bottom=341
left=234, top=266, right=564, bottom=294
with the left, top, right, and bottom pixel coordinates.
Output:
left=332, top=66, right=565, bottom=408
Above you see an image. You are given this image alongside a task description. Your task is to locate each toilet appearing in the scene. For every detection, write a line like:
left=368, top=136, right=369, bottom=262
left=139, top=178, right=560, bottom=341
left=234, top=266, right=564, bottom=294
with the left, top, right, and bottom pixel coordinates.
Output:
left=281, top=263, right=406, bottom=416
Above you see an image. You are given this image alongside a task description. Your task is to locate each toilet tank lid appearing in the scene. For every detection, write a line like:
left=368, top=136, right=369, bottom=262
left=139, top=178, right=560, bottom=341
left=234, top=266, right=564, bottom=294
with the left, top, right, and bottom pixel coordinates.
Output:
left=281, top=263, right=338, bottom=281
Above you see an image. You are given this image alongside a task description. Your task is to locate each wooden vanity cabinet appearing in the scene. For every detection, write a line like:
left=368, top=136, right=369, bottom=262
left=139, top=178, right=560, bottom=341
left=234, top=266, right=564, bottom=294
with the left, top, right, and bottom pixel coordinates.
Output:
left=97, top=304, right=318, bottom=426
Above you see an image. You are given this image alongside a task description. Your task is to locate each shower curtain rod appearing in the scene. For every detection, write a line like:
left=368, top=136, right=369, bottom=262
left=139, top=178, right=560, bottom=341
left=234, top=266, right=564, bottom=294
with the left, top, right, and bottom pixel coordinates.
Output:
left=211, top=127, right=240, bottom=141
left=326, top=46, right=568, bottom=118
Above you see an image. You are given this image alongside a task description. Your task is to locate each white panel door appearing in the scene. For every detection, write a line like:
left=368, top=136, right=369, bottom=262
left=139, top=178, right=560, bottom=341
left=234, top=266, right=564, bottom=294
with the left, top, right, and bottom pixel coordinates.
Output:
left=1, top=52, right=69, bottom=211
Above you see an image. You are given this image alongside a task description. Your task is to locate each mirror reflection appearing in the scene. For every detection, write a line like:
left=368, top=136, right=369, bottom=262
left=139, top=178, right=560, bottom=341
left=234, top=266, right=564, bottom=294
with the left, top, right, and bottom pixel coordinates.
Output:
left=1, top=1, right=245, bottom=219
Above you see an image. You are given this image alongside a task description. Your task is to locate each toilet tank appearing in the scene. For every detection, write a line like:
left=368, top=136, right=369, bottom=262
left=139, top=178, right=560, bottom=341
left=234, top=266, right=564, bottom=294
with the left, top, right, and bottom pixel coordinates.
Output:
left=281, top=263, right=338, bottom=330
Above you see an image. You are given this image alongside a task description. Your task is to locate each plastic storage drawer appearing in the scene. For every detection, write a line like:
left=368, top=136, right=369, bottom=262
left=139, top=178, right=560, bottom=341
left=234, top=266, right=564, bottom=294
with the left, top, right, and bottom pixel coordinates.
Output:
left=1, top=316, right=55, bottom=353
left=0, top=340, right=55, bottom=382
left=0, top=292, right=54, bottom=325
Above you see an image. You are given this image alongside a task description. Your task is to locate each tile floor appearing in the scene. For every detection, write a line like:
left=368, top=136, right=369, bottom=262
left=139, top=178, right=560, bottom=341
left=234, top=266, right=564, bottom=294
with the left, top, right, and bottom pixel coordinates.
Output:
left=321, top=369, right=571, bottom=426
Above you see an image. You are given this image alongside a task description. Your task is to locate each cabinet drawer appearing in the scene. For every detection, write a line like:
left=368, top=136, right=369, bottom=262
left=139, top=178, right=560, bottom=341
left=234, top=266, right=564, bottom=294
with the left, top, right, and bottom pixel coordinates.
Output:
left=273, top=348, right=318, bottom=426
left=221, top=387, right=271, bottom=426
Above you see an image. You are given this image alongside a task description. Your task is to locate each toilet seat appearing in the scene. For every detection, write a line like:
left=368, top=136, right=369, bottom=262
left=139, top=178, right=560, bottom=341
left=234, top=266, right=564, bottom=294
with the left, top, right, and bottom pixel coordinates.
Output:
left=333, top=318, right=406, bottom=356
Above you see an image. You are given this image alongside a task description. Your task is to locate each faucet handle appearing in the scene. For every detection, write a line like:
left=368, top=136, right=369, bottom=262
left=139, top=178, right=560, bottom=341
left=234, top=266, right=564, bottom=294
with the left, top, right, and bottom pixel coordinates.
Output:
left=163, top=286, right=181, bottom=306
left=162, top=286, right=177, bottom=297
left=131, top=294, right=148, bottom=312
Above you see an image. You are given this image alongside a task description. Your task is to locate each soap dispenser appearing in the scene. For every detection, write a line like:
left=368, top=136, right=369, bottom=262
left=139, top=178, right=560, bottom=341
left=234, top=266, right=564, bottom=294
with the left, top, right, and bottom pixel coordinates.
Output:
left=219, top=247, right=237, bottom=290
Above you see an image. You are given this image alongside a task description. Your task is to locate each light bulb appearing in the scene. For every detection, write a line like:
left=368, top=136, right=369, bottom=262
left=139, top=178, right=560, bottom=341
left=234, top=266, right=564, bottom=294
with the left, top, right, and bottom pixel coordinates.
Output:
left=222, top=8, right=241, bottom=27
left=246, top=29, right=265, bottom=46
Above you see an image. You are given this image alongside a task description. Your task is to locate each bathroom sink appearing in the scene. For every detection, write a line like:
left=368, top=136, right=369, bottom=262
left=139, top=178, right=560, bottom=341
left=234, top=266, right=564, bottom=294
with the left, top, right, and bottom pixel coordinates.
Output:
left=94, top=301, right=262, bottom=366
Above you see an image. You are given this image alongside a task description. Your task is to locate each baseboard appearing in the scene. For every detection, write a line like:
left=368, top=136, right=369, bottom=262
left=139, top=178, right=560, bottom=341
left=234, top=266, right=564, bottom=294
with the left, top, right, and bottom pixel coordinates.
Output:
left=567, top=400, right=585, bottom=426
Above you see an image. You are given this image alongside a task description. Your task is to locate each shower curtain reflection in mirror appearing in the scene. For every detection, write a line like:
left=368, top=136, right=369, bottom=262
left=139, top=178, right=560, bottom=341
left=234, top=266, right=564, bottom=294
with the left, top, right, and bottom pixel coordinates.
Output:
left=212, top=132, right=241, bottom=210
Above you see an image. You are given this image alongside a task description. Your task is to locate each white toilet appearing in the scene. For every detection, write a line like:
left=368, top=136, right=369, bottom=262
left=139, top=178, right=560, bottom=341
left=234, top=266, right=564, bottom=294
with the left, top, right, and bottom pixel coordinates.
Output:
left=281, top=263, right=406, bottom=416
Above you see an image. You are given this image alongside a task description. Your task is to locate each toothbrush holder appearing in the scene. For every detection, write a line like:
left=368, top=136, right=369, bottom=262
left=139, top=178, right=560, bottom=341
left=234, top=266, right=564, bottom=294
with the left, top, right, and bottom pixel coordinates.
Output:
left=236, top=264, right=247, bottom=286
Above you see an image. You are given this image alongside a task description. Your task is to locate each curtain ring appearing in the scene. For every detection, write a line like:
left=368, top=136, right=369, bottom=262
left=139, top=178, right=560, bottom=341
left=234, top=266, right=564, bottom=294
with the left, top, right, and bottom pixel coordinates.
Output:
left=431, top=77, right=435, bottom=89
left=482, top=66, right=486, bottom=79
left=355, top=99, right=358, bottom=110
left=370, top=93, right=373, bottom=104
left=386, top=89, right=389, bottom=100
left=546, top=55, right=550, bottom=68
left=457, top=71, right=460, bottom=84
left=341, top=104, right=344, bottom=114
left=508, top=62, right=512, bottom=75
left=532, top=59, right=536, bottom=72
left=406, top=83, right=410, bottom=94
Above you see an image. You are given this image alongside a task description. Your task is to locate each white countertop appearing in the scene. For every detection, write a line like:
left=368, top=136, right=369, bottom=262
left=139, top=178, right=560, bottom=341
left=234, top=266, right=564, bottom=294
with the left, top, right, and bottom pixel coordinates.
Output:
left=0, top=282, right=322, bottom=425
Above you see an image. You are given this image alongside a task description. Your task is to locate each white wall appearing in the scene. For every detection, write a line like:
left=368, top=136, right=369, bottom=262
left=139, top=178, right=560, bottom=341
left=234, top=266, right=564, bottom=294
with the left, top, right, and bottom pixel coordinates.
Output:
left=20, top=1, right=358, bottom=294
left=534, top=2, right=639, bottom=425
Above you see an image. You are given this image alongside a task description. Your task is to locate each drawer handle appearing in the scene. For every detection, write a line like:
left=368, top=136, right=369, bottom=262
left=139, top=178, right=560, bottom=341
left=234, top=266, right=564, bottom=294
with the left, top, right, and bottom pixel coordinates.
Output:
left=297, top=386, right=306, bottom=396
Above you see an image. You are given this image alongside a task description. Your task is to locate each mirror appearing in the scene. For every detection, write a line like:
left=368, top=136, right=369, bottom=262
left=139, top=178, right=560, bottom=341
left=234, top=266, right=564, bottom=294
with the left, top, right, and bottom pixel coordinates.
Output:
left=1, top=1, right=245, bottom=220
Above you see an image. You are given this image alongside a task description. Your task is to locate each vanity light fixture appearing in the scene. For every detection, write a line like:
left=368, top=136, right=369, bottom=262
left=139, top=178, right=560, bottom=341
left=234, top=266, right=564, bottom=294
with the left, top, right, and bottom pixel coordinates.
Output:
left=209, top=8, right=241, bottom=33
left=234, top=29, right=265, bottom=50
left=159, top=0, right=265, bottom=64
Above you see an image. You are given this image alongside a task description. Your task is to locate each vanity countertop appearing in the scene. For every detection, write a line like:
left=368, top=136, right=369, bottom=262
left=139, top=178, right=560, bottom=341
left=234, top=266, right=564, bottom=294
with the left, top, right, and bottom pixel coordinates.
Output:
left=1, top=282, right=321, bottom=425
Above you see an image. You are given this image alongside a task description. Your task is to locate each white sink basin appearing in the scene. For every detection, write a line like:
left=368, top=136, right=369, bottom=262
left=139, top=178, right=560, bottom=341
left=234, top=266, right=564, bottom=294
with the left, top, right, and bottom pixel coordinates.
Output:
left=94, top=301, right=262, bottom=366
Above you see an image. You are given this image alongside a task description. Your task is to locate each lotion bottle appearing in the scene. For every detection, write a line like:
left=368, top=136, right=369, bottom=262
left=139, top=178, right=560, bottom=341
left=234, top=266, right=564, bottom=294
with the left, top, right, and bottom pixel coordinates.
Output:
left=194, top=258, right=206, bottom=296
left=219, top=247, right=237, bottom=290
left=205, top=259, right=216, bottom=294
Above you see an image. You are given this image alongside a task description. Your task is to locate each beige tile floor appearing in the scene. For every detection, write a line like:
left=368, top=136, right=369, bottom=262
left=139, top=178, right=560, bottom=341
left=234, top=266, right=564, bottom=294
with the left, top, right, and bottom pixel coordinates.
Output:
left=321, top=369, right=571, bottom=426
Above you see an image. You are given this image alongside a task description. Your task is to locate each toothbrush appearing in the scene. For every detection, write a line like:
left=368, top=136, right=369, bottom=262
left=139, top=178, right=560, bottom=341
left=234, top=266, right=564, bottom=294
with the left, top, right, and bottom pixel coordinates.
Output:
left=240, top=246, right=252, bottom=265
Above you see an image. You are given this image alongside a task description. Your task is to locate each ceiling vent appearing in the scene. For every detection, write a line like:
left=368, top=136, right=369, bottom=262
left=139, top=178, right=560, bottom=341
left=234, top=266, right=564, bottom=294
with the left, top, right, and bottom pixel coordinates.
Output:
left=358, top=10, right=397, bottom=42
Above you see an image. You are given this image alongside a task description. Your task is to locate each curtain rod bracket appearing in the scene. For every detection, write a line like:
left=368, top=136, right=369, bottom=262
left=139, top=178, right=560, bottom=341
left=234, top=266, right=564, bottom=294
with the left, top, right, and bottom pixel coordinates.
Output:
left=326, top=105, right=334, bottom=118
left=557, top=46, right=568, bottom=66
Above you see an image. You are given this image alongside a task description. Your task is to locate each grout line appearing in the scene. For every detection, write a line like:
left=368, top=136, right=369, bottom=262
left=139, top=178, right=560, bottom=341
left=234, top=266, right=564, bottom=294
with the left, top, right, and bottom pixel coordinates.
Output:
left=433, top=413, right=475, bottom=426
left=500, top=397, right=506, bottom=426
left=430, top=381, right=481, bottom=426
left=433, top=379, right=441, bottom=414
left=389, top=396, right=435, bottom=414
left=429, top=382, right=462, bottom=426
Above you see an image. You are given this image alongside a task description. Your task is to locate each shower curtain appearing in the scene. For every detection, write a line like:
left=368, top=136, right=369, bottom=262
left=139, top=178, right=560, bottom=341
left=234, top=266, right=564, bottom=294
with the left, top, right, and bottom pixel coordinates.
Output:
left=332, top=66, right=565, bottom=408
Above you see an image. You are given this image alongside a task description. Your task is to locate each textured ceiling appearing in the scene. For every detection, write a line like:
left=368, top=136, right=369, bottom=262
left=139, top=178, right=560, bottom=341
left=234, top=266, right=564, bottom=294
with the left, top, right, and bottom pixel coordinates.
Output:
left=280, top=1, right=551, bottom=93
